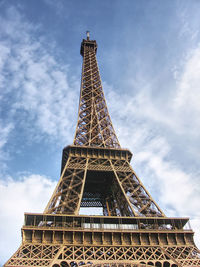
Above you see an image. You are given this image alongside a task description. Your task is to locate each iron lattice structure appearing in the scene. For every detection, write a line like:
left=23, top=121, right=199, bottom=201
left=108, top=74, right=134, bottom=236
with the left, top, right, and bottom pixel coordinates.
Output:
left=4, top=34, right=200, bottom=267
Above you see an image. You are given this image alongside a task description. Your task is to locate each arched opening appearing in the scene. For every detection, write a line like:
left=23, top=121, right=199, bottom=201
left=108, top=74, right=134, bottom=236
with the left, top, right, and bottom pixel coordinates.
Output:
left=79, top=262, right=86, bottom=266
left=52, top=265, right=60, bottom=267
left=147, top=262, right=154, bottom=266
left=70, top=262, right=78, bottom=267
left=61, top=261, right=69, bottom=267
left=155, top=262, right=162, bottom=267
left=163, top=262, right=170, bottom=267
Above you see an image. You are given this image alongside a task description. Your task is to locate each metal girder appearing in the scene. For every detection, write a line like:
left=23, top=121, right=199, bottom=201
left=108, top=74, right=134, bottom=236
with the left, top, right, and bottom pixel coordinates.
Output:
left=44, top=146, right=164, bottom=217
left=74, top=39, right=120, bottom=148
left=4, top=35, right=200, bottom=266
left=5, top=242, right=200, bottom=266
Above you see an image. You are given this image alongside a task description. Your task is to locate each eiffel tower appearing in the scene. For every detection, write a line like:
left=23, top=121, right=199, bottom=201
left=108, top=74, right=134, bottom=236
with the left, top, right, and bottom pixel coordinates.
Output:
left=4, top=33, right=200, bottom=267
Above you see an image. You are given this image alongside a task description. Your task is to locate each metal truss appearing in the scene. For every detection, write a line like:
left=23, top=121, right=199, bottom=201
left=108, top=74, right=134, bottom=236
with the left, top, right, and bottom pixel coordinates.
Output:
left=4, top=35, right=200, bottom=266
left=5, top=244, right=60, bottom=266
left=73, top=38, right=120, bottom=148
left=165, top=246, right=200, bottom=266
left=5, top=243, right=200, bottom=266
left=44, top=146, right=164, bottom=217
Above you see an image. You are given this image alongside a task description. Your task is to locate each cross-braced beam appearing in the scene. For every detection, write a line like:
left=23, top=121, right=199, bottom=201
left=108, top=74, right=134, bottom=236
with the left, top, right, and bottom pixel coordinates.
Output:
left=74, top=38, right=120, bottom=148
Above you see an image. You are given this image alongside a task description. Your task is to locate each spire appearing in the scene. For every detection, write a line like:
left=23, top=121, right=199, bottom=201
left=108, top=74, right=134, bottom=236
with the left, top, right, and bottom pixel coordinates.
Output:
left=74, top=35, right=120, bottom=148
left=86, top=30, right=90, bottom=40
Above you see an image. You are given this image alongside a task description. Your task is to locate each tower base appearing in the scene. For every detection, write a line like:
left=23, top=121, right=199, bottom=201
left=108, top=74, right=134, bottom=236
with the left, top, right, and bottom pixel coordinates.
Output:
left=4, top=213, right=200, bottom=267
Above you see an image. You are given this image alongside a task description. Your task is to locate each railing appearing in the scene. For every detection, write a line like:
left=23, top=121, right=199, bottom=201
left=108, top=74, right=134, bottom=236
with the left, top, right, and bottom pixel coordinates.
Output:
left=23, top=213, right=192, bottom=231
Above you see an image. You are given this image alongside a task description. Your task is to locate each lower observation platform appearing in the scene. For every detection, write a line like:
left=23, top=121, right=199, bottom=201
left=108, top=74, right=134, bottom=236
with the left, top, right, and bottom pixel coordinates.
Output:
left=22, top=213, right=194, bottom=246
left=5, top=213, right=200, bottom=266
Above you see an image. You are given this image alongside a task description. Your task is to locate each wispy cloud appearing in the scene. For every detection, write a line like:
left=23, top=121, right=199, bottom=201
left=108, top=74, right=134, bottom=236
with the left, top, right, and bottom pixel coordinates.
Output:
left=0, top=7, right=79, bottom=263
left=0, top=174, right=56, bottom=265
left=0, top=121, right=13, bottom=171
left=173, top=44, right=200, bottom=136
left=0, top=6, right=79, bottom=144
left=43, top=0, right=67, bottom=17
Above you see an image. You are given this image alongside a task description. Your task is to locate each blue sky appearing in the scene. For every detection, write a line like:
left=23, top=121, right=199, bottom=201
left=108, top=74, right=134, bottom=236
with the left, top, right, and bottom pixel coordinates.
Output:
left=1, top=0, right=200, bottom=264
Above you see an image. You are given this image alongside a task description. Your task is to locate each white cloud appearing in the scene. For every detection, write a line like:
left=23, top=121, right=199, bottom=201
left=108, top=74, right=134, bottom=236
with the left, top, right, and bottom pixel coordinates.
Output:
left=106, top=45, right=200, bottom=141
left=136, top=149, right=200, bottom=216
left=173, top=44, right=200, bottom=136
left=0, top=6, right=79, bottom=143
left=0, top=8, right=79, bottom=263
left=191, top=218, right=200, bottom=249
left=0, top=174, right=56, bottom=265
left=43, top=0, right=66, bottom=17
left=0, top=121, right=13, bottom=171
left=16, top=56, right=79, bottom=140
left=0, top=43, right=11, bottom=95
left=0, top=122, right=13, bottom=153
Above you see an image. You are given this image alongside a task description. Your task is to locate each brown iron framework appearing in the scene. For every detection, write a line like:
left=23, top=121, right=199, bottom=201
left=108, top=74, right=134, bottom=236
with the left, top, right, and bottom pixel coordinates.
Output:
left=4, top=33, right=200, bottom=266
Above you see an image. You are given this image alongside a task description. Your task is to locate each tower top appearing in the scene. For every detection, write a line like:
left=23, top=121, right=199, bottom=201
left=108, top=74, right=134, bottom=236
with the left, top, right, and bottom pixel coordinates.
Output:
left=76, top=35, right=120, bottom=148
left=80, top=33, right=97, bottom=56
